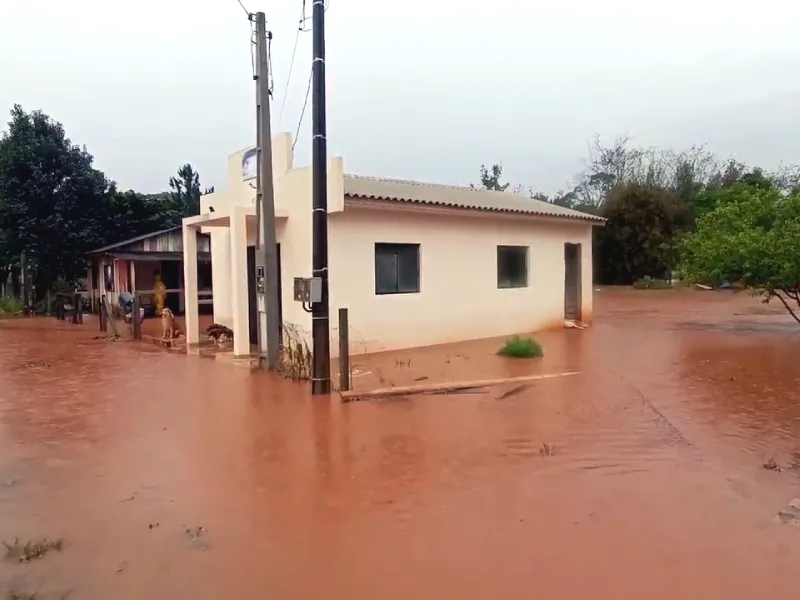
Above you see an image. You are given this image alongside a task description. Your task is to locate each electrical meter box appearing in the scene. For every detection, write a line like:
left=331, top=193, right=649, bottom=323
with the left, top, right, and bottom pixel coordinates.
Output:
left=255, top=266, right=266, bottom=295
left=293, top=277, right=322, bottom=304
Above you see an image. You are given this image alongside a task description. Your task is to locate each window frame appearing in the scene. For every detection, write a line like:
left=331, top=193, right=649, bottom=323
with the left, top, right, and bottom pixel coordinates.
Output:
left=374, top=242, right=421, bottom=295
left=497, top=245, right=529, bottom=289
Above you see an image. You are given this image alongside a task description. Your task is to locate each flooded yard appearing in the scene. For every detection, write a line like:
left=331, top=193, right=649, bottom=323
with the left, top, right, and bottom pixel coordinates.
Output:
left=1, top=288, right=800, bottom=598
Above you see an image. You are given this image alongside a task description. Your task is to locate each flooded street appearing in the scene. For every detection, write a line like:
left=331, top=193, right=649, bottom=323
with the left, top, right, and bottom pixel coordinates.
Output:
left=1, top=288, right=800, bottom=598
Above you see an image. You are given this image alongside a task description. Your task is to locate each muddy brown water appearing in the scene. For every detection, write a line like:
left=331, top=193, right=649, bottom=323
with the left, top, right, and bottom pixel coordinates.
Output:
left=2, top=288, right=800, bottom=598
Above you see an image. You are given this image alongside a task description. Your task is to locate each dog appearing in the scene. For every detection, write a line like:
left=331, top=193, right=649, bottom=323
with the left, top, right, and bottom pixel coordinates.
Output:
left=205, top=323, right=233, bottom=346
left=161, top=308, right=177, bottom=340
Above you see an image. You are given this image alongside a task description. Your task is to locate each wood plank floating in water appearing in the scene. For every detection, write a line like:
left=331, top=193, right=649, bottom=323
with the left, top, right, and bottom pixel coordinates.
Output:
left=339, top=371, right=581, bottom=402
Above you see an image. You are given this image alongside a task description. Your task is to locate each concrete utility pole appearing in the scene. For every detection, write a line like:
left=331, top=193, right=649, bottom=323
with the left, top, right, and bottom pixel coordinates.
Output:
left=310, top=0, right=332, bottom=394
left=254, top=11, right=281, bottom=370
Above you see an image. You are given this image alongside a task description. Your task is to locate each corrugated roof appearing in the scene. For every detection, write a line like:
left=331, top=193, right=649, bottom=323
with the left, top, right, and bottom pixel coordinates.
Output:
left=87, top=226, right=181, bottom=255
left=343, top=174, right=604, bottom=223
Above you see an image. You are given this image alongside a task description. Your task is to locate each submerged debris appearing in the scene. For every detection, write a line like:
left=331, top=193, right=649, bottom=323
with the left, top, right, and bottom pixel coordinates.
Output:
left=763, top=458, right=782, bottom=472
left=184, top=526, right=205, bottom=541
left=539, top=443, right=556, bottom=457
left=3, top=537, right=64, bottom=563
left=777, top=498, right=800, bottom=524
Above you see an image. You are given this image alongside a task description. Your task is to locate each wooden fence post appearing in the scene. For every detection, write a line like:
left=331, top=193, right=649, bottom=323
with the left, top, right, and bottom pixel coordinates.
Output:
left=132, top=293, right=142, bottom=340
left=72, top=293, right=80, bottom=324
left=104, top=295, right=119, bottom=338
left=99, top=294, right=107, bottom=332
left=338, top=307, right=351, bottom=392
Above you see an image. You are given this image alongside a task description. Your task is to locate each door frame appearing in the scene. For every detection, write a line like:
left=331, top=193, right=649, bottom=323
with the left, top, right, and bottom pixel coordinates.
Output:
left=564, top=242, right=582, bottom=321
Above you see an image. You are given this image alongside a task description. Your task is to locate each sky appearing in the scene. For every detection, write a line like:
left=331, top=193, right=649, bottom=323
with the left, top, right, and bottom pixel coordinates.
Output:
left=2, top=0, right=800, bottom=195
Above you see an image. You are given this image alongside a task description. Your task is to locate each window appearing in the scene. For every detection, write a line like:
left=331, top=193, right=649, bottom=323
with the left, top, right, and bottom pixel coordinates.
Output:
left=375, top=243, right=420, bottom=295
left=497, top=245, right=529, bottom=288
left=104, top=264, right=114, bottom=291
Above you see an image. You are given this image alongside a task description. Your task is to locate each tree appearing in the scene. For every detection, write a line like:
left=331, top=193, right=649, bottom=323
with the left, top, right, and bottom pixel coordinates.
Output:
left=679, top=187, right=800, bottom=324
left=0, top=105, right=183, bottom=302
left=168, top=163, right=202, bottom=218
left=0, top=105, right=114, bottom=299
left=474, top=164, right=510, bottom=192
left=596, top=183, right=692, bottom=284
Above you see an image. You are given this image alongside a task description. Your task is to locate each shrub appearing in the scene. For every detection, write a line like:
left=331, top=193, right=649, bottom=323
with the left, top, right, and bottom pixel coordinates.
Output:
left=632, top=276, right=673, bottom=290
left=497, top=336, right=543, bottom=359
left=0, top=297, right=23, bottom=315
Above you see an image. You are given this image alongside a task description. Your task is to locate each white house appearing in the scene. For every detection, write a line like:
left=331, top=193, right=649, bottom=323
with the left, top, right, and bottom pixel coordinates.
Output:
left=182, top=134, right=604, bottom=358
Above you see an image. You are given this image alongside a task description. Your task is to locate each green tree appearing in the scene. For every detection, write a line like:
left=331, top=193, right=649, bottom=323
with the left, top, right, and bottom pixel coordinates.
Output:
left=596, top=183, right=692, bottom=284
left=474, top=164, right=510, bottom=192
left=0, top=105, right=182, bottom=302
left=168, top=163, right=202, bottom=218
left=0, top=104, right=114, bottom=299
left=679, top=187, right=800, bottom=323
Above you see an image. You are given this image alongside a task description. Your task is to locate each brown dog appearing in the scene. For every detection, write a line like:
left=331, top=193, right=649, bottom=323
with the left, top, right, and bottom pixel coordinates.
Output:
left=161, top=308, right=177, bottom=340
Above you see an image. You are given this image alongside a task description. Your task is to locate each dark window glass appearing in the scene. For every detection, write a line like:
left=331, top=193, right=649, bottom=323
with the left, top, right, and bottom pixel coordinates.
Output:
left=497, top=246, right=528, bottom=288
left=375, top=243, right=420, bottom=295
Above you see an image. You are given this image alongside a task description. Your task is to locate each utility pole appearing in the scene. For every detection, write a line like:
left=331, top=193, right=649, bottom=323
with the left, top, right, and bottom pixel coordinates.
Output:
left=310, top=0, right=331, bottom=394
left=254, top=11, right=281, bottom=370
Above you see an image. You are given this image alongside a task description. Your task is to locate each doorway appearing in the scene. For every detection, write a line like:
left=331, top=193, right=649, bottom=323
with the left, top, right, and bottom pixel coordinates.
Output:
left=564, top=243, right=582, bottom=321
left=246, top=245, right=283, bottom=347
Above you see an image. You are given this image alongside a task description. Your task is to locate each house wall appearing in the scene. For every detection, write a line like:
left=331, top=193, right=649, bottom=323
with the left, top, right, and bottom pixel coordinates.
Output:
left=326, top=205, right=595, bottom=356
left=194, top=133, right=595, bottom=360
left=201, top=133, right=344, bottom=335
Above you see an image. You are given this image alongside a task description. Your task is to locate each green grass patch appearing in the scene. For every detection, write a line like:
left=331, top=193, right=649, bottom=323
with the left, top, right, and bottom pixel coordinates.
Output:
left=497, top=336, right=543, bottom=359
left=0, top=297, right=23, bottom=316
left=632, top=277, right=673, bottom=290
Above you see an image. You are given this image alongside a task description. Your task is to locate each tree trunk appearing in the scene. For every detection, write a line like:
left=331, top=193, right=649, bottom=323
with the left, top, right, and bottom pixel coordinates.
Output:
left=10, top=265, right=20, bottom=299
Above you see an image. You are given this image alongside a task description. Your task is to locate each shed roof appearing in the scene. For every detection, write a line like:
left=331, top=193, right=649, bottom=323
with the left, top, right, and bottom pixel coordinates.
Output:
left=343, top=174, right=604, bottom=223
left=87, top=226, right=181, bottom=255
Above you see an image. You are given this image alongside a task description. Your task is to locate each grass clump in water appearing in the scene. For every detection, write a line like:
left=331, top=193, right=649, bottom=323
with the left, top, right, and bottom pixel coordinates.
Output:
left=3, top=537, right=64, bottom=563
left=497, top=336, right=543, bottom=359
left=0, top=297, right=23, bottom=318
left=632, top=277, right=673, bottom=290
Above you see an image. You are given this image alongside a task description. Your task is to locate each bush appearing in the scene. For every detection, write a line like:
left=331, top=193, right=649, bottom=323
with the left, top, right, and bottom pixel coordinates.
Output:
left=497, top=336, right=543, bottom=359
left=632, top=277, right=673, bottom=290
left=0, top=297, right=23, bottom=315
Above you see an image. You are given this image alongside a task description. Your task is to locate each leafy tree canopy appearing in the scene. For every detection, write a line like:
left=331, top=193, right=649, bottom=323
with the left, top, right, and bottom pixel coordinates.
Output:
left=475, top=164, right=510, bottom=192
left=0, top=105, right=207, bottom=302
left=596, top=183, right=692, bottom=284
left=169, top=163, right=202, bottom=218
left=679, top=186, right=800, bottom=323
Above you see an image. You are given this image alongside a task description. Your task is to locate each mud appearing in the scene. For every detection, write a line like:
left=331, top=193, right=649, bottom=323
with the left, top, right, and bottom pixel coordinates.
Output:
left=1, top=288, right=800, bottom=598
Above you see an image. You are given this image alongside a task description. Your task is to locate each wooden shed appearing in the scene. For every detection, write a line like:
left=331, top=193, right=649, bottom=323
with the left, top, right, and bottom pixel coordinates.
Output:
left=86, top=227, right=212, bottom=315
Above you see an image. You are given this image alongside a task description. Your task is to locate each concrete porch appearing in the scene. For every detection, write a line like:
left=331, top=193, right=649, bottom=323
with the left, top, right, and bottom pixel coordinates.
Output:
left=182, top=206, right=288, bottom=358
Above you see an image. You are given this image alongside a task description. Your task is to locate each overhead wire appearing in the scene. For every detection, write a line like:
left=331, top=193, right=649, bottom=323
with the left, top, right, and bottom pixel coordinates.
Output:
left=292, top=69, right=313, bottom=153
left=235, top=0, right=251, bottom=18
left=277, top=0, right=310, bottom=127
left=290, top=0, right=330, bottom=155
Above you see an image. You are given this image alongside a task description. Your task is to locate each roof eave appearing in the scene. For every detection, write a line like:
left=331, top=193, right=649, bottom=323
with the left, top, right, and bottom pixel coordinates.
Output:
left=344, top=195, right=605, bottom=224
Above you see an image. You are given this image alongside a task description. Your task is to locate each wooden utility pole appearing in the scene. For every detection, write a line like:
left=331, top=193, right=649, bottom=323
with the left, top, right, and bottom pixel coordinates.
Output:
left=310, top=0, right=331, bottom=395
left=254, top=11, right=281, bottom=370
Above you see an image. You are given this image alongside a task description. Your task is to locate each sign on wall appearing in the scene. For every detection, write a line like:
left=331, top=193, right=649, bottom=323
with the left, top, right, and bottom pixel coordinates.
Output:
left=241, top=147, right=257, bottom=181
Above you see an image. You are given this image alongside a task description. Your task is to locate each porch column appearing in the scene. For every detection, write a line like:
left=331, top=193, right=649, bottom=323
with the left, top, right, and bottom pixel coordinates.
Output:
left=183, top=223, right=200, bottom=345
left=86, top=264, right=94, bottom=313
left=230, top=208, right=250, bottom=357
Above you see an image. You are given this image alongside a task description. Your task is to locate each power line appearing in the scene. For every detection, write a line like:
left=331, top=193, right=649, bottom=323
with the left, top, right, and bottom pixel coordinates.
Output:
left=235, top=0, right=251, bottom=17
left=291, top=68, right=312, bottom=154
left=267, top=31, right=274, bottom=96
left=277, top=2, right=309, bottom=127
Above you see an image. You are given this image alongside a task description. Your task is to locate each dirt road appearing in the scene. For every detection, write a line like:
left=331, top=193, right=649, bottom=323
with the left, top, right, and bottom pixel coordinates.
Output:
left=1, top=288, right=799, bottom=599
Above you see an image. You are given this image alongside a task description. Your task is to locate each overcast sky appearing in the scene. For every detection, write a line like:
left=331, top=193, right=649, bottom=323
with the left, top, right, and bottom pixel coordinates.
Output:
left=2, top=0, right=800, bottom=195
